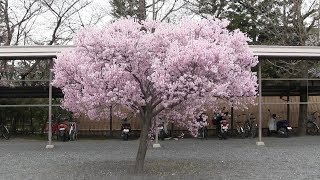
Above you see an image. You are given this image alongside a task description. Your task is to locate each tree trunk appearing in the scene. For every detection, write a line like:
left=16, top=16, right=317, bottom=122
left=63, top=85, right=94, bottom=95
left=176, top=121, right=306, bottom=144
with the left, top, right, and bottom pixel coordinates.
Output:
left=138, top=0, right=146, bottom=21
left=134, top=115, right=152, bottom=174
left=4, top=0, right=12, bottom=46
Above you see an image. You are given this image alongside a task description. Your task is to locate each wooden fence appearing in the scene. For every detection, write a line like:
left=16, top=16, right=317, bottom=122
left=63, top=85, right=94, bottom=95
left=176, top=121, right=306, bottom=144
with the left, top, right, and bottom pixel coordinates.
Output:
left=76, top=96, right=320, bottom=132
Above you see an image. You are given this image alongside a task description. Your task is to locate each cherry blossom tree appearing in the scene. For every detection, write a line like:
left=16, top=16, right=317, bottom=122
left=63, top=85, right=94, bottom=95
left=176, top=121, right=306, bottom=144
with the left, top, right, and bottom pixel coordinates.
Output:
left=53, top=18, right=258, bottom=173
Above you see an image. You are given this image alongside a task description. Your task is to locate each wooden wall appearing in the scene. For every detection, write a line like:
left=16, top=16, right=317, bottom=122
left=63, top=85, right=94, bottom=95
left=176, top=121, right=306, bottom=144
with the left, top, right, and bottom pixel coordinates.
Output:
left=77, top=114, right=142, bottom=131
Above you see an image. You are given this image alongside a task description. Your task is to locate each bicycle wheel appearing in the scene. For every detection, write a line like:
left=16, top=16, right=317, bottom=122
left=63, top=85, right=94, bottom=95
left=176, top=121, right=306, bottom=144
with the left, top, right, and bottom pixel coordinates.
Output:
left=244, top=122, right=250, bottom=138
left=1, top=126, right=10, bottom=140
left=69, top=131, right=75, bottom=141
left=239, top=127, right=245, bottom=139
left=204, top=128, right=208, bottom=139
left=250, top=123, right=258, bottom=138
left=159, top=130, right=165, bottom=140
left=306, top=122, right=318, bottom=135
left=278, top=127, right=288, bottom=138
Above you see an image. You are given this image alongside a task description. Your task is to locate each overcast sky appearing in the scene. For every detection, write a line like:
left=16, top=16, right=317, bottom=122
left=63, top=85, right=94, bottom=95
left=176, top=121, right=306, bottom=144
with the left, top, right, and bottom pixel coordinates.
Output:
left=7, top=0, right=320, bottom=45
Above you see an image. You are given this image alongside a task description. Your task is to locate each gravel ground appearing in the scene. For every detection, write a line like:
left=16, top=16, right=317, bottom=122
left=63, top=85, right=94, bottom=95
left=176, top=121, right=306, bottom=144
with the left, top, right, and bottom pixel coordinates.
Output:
left=1, top=136, right=320, bottom=180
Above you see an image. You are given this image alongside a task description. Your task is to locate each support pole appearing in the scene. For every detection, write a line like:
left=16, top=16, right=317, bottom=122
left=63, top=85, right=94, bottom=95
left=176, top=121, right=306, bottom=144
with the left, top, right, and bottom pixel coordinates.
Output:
left=287, top=94, right=290, bottom=124
left=46, top=59, right=54, bottom=149
left=153, top=113, right=161, bottom=148
left=109, top=105, right=113, bottom=137
left=257, top=62, right=265, bottom=146
left=231, top=106, right=234, bottom=136
left=153, top=125, right=161, bottom=148
left=171, top=123, right=174, bottom=137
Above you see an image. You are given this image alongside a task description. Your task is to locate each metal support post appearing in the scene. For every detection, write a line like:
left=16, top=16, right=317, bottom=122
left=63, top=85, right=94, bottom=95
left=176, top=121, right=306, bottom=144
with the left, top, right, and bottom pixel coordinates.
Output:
left=109, top=106, right=113, bottom=137
left=153, top=115, right=161, bottom=148
left=46, top=59, right=54, bottom=149
left=257, top=62, right=265, bottom=146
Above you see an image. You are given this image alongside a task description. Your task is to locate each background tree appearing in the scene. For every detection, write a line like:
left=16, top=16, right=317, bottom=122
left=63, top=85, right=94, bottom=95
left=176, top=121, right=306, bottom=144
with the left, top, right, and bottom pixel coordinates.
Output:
left=110, top=0, right=186, bottom=21
left=110, top=0, right=139, bottom=19
left=184, top=0, right=229, bottom=18
left=0, top=0, right=42, bottom=46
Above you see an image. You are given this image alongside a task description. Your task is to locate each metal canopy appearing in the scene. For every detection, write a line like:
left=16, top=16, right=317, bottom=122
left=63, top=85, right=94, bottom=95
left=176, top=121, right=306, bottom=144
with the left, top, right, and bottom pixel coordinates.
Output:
left=252, top=45, right=320, bottom=59
left=1, top=45, right=320, bottom=60
left=0, top=45, right=74, bottom=59
left=0, top=86, right=63, bottom=98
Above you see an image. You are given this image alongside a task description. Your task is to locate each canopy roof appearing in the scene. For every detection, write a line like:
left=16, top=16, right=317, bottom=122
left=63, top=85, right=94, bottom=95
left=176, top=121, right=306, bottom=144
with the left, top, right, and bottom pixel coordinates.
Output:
left=0, top=45, right=320, bottom=98
left=1, top=45, right=320, bottom=60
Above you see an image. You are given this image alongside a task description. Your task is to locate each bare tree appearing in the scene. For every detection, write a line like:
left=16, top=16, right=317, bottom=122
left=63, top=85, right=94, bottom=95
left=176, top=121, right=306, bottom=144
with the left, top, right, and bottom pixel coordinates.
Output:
left=0, top=0, right=108, bottom=84
left=18, top=0, right=96, bottom=81
left=150, top=0, right=187, bottom=21
left=40, top=0, right=91, bottom=45
left=0, top=0, right=42, bottom=46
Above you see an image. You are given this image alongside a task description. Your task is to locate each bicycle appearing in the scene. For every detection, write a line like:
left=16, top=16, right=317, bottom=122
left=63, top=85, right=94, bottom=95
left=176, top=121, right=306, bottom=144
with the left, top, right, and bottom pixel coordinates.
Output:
left=0, top=120, right=10, bottom=140
left=243, top=113, right=257, bottom=138
left=232, top=114, right=246, bottom=138
left=306, top=111, right=319, bottom=135
left=197, top=114, right=208, bottom=140
left=198, top=126, right=208, bottom=139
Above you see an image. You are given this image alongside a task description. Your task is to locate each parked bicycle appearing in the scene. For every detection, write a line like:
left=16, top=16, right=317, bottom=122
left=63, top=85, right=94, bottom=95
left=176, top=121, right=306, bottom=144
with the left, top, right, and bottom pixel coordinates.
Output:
left=306, top=111, right=320, bottom=135
left=243, top=113, right=258, bottom=138
left=232, top=114, right=246, bottom=138
left=0, top=119, right=10, bottom=140
left=197, top=113, right=208, bottom=139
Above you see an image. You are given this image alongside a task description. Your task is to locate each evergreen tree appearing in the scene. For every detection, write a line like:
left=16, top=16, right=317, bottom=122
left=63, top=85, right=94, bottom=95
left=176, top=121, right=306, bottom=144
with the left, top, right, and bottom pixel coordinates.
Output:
left=110, top=0, right=139, bottom=19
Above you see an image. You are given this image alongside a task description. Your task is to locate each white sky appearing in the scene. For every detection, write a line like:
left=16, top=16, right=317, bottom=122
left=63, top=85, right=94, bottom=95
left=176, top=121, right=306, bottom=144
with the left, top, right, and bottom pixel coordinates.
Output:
left=7, top=0, right=320, bottom=45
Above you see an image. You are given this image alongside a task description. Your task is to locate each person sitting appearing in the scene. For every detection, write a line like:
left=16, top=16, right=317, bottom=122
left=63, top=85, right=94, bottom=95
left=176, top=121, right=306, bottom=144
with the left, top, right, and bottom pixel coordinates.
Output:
left=268, top=114, right=277, bottom=136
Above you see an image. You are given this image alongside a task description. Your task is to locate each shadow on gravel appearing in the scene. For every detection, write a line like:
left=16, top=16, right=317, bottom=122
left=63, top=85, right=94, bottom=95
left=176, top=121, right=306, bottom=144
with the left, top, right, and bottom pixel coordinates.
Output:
left=50, top=160, right=212, bottom=180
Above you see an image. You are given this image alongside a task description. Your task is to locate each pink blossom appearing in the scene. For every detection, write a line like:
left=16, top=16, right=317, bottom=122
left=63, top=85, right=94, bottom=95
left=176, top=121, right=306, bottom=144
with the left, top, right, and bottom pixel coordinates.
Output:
left=53, top=18, right=258, bottom=136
